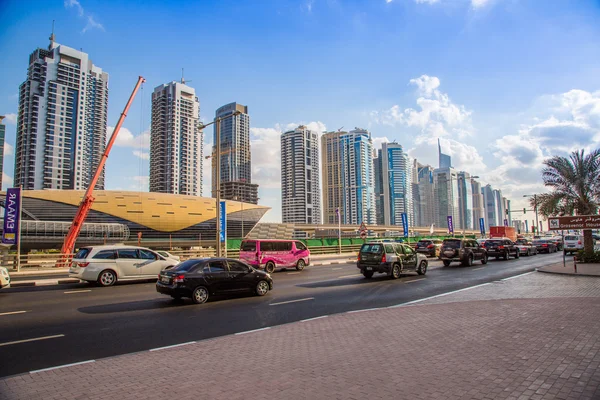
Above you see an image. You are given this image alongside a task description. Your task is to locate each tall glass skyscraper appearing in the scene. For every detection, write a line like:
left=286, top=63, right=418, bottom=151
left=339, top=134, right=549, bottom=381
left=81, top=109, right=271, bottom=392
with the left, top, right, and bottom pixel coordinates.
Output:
left=381, top=142, right=413, bottom=227
left=15, top=34, right=108, bottom=190
left=433, top=167, right=460, bottom=231
left=457, top=171, right=473, bottom=230
left=438, top=138, right=452, bottom=169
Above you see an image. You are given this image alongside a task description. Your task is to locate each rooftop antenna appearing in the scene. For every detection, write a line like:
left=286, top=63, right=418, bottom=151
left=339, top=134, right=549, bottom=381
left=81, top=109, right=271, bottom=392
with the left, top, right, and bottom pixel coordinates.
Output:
left=181, top=68, right=192, bottom=85
left=49, top=20, right=56, bottom=49
left=337, top=126, right=344, bottom=132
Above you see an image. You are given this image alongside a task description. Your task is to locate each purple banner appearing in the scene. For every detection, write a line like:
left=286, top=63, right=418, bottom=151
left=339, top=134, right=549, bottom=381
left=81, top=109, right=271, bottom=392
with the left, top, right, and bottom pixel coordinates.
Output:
left=2, top=187, right=21, bottom=245
left=447, top=215, right=454, bottom=234
left=504, top=219, right=508, bottom=226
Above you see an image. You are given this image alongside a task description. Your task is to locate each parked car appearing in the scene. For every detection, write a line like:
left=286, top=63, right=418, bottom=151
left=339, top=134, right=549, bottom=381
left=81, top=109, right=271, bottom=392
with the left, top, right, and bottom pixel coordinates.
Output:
left=438, top=238, right=488, bottom=267
left=476, top=239, right=488, bottom=246
left=549, top=236, right=564, bottom=251
left=0, top=267, right=10, bottom=289
left=515, top=239, right=537, bottom=256
left=69, top=245, right=179, bottom=286
left=532, top=239, right=557, bottom=254
left=484, top=238, right=520, bottom=260
left=563, top=235, right=584, bottom=255
left=156, top=258, right=273, bottom=304
left=156, top=250, right=181, bottom=263
left=239, top=239, right=310, bottom=273
left=415, top=239, right=443, bottom=257
left=357, top=241, right=428, bottom=279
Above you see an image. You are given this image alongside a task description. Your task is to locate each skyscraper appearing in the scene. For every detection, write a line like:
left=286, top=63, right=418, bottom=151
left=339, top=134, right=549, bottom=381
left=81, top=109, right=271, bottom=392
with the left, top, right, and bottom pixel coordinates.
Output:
left=374, top=149, right=385, bottom=225
left=471, top=179, right=485, bottom=231
left=212, top=102, right=258, bottom=204
left=280, top=125, right=320, bottom=224
left=0, top=116, right=5, bottom=191
left=150, top=80, right=202, bottom=196
left=433, top=167, right=459, bottom=231
left=495, top=189, right=504, bottom=226
left=411, top=159, right=421, bottom=228
left=438, top=138, right=452, bottom=169
left=381, top=142, right=413, bottom=227
left=416, top=163, right=436, bottom=228
left=321, top=128, right=375, bottom=225
left=482, top=184, right=498, bottom=229
left=457, top=171, right=473, bottom=230
left=14, top=35, right=108, bottom=190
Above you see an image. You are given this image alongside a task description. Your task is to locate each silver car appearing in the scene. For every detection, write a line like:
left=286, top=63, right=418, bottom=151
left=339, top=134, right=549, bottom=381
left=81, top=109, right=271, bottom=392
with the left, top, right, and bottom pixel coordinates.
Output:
left=0, top=267, right=10, bottom=289
left=357, top=242, right=428, bottom=279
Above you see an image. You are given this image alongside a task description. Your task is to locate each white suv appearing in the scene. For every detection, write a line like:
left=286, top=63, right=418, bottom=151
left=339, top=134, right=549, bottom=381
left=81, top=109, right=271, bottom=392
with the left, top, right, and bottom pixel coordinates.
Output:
left=563, top=235, right=584, bottom=255
left=69, top=245, right=178, bottom=286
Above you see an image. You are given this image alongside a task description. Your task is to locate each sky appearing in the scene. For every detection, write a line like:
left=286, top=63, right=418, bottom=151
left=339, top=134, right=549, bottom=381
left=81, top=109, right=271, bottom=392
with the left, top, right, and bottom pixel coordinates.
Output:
left=1, top=0, right=600, bottom=225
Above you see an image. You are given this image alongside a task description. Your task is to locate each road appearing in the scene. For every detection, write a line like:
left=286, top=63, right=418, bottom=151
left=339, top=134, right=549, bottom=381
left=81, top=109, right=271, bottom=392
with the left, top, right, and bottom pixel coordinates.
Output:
left=0, top=252, right=565, bottom=377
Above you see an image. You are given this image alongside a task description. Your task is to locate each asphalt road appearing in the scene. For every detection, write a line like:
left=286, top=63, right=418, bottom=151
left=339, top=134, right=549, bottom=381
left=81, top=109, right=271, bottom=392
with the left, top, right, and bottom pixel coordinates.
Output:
left=0, top=252, right=565, bottom=377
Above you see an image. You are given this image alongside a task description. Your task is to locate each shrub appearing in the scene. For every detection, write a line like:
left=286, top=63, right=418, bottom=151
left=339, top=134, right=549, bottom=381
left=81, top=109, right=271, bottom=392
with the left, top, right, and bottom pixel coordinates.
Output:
left=575, top=250, right=600, bottom=263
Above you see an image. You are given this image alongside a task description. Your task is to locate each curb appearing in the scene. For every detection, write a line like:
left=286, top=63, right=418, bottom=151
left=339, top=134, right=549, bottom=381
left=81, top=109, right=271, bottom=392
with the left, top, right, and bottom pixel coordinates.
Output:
left=10, top=279, right=82, bottom=288
left=535, top=268, right=600, bottom=278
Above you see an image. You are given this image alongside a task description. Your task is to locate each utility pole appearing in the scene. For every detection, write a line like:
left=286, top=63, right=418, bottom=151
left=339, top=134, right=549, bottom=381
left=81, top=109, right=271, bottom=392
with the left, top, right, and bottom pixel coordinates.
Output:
left=215, top=117, right=222, bottom=258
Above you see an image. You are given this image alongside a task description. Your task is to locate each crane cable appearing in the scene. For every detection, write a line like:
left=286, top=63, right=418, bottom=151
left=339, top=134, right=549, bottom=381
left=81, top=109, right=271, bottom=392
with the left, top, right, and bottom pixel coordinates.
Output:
left=138, top=82, right=145, bottom=200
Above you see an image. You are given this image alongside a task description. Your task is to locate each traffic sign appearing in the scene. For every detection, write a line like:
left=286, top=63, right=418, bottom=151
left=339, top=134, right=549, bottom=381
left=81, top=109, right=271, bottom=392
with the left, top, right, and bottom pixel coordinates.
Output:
left=359, top=221, right=367, bottom=239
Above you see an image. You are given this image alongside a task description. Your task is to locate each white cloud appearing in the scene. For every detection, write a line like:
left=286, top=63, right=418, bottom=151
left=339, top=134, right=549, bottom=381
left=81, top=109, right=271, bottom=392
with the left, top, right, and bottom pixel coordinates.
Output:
left=133, top=150, right=149, bottom=160
left=250, top=127, right=282, bottom=190
left=3, top=143, right=14, bottom=157
left=130, top=175, right=149, bottom=192
left=3, top=113, right=17, bottom=125
left=415, top=0, right=440, bottom=4
left=373, top=136, right=391, bottom=150
left=108, top=127, right=150, bottom=149
left=471, top=0, right=491, bottom=7
left=64, top=0, right=104, bottom=33
left=2, top=173, right=13, bottom=188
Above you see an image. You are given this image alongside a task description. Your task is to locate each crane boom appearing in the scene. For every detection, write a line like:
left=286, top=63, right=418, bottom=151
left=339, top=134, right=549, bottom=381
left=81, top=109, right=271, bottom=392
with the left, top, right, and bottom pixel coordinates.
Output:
left=58, top=76, right=145, bottom=267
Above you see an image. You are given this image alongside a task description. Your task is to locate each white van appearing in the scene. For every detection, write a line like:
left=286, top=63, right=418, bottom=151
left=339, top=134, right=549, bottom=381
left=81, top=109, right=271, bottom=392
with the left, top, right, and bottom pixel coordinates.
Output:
left=69, top=245, right=178, bottom=286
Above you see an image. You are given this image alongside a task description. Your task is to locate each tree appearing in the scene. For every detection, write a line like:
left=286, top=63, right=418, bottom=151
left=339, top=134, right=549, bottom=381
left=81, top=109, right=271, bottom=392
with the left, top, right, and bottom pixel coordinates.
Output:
left=531, top=149, right=600, bottom=255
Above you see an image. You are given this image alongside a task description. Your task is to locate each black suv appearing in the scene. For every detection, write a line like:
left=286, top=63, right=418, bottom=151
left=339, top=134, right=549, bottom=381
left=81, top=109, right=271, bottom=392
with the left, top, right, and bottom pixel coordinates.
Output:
left=415, top=239, right=443, bottom=257
left=484, top=238, right=520, bottom=260
left=439, top=238, right=488, bottom=267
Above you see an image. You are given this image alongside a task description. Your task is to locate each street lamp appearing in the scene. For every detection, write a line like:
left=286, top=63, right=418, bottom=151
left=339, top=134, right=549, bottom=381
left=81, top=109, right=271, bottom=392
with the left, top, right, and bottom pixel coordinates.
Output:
left=523, top=194, right=540, bottom=235
left=197, top=110, right=241, bottom=257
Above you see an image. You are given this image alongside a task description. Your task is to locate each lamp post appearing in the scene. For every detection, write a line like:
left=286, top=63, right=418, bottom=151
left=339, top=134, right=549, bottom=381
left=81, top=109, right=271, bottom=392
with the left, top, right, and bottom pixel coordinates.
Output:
left=523, top=194, right=539, bottom=236
left=197, top=110, right=241, bottom=257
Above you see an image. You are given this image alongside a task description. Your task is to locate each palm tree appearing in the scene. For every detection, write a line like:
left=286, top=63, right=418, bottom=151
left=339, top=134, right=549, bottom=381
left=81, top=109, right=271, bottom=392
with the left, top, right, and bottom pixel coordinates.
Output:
left=530, top=149, right=600, bottom=255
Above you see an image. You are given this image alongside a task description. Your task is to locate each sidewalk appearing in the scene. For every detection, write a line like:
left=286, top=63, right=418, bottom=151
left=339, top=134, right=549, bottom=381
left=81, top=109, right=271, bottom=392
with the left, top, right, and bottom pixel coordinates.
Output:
left=537, top=260, right=600, bottom=277
left=2, top=271, right=599, bottom=399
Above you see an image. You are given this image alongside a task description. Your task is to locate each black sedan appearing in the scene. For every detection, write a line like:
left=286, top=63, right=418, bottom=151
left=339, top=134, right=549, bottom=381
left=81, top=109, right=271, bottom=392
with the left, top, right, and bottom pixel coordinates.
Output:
left=532, top=240, right=557, bottom=254
left=156, top=258, right=273, bottom=304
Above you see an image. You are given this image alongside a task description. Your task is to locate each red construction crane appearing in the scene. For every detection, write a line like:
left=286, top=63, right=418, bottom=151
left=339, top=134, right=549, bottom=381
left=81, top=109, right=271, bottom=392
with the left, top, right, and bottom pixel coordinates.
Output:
left=57, top=76, right=145, bottom=267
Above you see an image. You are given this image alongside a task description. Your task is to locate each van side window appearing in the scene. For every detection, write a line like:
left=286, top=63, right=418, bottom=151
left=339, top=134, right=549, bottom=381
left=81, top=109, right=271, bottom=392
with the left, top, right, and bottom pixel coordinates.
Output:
left=117, top=249, right=138, bottom=259
left=278, top=242, right=292, bottom=251
left=295, top=242, right=307, bottom=251
left=261, top=242, right=273, bottom=252
left=241, top=241, right=257, bottom=252
left=93, top=250, right=116, bottom=259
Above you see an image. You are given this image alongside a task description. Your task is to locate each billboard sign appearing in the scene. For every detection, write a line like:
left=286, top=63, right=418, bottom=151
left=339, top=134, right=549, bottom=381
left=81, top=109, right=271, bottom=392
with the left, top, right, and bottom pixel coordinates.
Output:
left=548, top=215, right=600, bottom=231
left=447, top=216, right=454, bottom=234
left=2, top=187, right=21, bottom=245
left=401, top=213, right=408, bottom=237
left=219, top=201, right=226, bottom=242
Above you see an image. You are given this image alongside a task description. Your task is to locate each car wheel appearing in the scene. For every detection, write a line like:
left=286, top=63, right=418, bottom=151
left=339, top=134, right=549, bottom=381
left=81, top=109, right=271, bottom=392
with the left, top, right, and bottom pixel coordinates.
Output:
left=192, top=286, right=209, bottom=304
left=481, top=254, right=488, bottom=265
left=296, top=259, right=306, bottom=271
left=97, top=270, right=117, bottom=287
left=503, top=251, right=509, bottom=261
left=443, top=260, right=451, bottom=267
left=265, top=261, right=276, bottom=274
left=363, top=271, right=374, bottom=279
left=515, top=249, right=520, bottom=259
left=465, top=254, right=473, bottom=267
left=255, top=280, right=270, bottom=296
left=391, top=264, right=401, bottom=279
left=417, top=261, right=427, bottom=275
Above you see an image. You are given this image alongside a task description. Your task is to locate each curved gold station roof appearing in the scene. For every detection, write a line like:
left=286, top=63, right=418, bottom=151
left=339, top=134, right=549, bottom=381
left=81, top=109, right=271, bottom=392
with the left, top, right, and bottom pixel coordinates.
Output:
left=20, top=190, right=270, bottom=232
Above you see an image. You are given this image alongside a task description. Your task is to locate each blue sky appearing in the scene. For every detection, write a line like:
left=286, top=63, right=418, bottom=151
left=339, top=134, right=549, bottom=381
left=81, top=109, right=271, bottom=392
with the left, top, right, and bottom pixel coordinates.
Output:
left=1, top=0, right=600, bottom=223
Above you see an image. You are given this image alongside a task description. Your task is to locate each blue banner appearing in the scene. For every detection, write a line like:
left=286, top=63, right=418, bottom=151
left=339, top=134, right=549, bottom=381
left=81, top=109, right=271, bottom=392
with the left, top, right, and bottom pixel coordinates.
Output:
left=525, top=220, right=529, bottom=233
left=219, top=201, right=226, bottom=243
left=401, top=212, right=408, bottom=238
left=2, top=187, right=21, bottom=245
left=447, top=215, right=454, bottom=234
left=479, top=217, right=485, bottom=236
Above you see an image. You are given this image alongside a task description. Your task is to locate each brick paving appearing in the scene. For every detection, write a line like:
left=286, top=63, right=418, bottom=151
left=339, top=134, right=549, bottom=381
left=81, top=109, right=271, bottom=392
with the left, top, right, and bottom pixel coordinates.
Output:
left=2, top=272, right=600, bottom=399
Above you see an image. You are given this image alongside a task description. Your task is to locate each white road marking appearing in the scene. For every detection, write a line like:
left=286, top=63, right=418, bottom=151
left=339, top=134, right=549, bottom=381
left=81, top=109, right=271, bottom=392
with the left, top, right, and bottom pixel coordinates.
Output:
left=389, top=282, right=492, bottom=308
left=0, top=334, right=65, bottom=348
left=235, top=327, right=271, bottom=335
left=0, top=311, right=27, bottom=317
left=270, top=297, right=314, bottom=306
left=473, top=267, right=485, bottom=271
left=301, top=315, right=329, bottom=322
left=338, top=274, right=362, bottom=279
left=346, top=307, right=383, bottom=314
left=405, top=278, right=425, bottom=283
left=149, top=341, right=196, bottom=352
left=287, top=272, right=301, bottom=275
left=332, top=267, right=343, bottom=270
left=502, top=271, right=535, bottom=281
left=30, top=360, right=95, bottom=374
left=64, top=289, right=92, bottom=294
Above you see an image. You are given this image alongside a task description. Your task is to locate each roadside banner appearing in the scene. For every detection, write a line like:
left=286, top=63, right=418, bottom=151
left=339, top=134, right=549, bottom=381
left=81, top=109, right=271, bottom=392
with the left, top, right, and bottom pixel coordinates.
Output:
left=2, top=187, right=21, bottom=245
left=504, top=219, right=508, bottom=226
left=401, top=213, right=408, bottom=237
left=219, top=201, right=226, bottom=242
left=479, top=217, right=485, bottom=236
left=548, top=215, right=600, bottom=230
left=447, top=215, right=454, bottom=234
left=525, top=220, right=529, bottom=233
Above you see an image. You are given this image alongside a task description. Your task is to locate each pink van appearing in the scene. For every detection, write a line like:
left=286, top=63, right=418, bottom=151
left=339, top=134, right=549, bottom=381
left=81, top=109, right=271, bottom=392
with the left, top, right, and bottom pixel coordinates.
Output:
left=239, top=240, right=310, bottom=273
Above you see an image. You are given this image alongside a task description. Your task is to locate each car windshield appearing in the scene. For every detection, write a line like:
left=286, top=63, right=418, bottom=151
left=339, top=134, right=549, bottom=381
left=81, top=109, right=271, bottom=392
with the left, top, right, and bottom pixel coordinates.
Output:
left=485, top=240, right=503, bottom=245
left=360, top=244, right=383, bottom=254
left=74, top=248, right=91, bottom=259
left=443, top=240, right=461, bottom=249
left=515, top=240, right=528, bottom=245
left=564, top=236, right=579, bottom=241
left=171, top=260, right=200, bottom=273
left=417, top=241, right=431, bottom=246
left=157, top=251, right=169, bottom=257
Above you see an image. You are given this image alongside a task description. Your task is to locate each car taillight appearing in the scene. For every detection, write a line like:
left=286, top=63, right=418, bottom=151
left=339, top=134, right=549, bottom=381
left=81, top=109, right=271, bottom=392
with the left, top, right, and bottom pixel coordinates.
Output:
left=78, top=262, right=89, bottom=268
left=498, top=246, right=504, bottom=250
left=542, top=244, right=548, bottom=247
left=173, top=274, right=185, bottom=283
left=427, top=244, right=434, bottom=249
left=382, top=254, right=386, bottom=263
left=357, top=253, right=361, bottom=261
left=578, top=241, right=582, bottom=245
